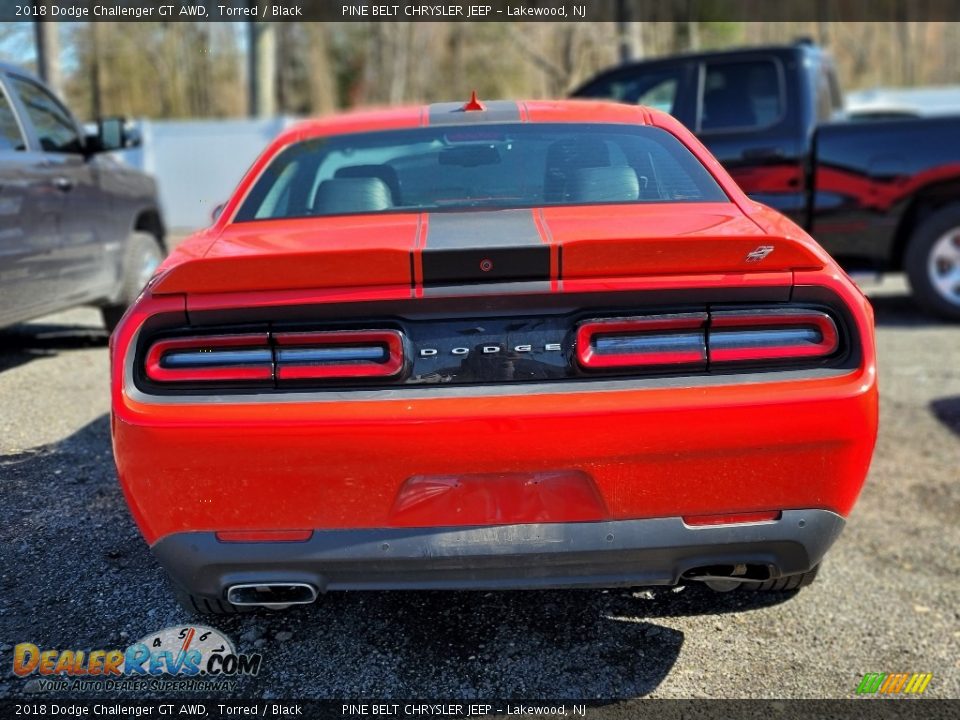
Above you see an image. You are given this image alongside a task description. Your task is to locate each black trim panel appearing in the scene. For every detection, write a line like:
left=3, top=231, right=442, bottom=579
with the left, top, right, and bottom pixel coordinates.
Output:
left=421, top=209, right=549, bottom=286
left=422, top=246, right=550, bottom=286
left=151, top=510, right=844, bottom=596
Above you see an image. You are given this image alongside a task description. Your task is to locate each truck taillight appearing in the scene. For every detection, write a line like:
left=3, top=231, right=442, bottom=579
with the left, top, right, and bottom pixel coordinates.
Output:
left=576, top=308, right=840, bottom=372
left=576, top=314, right=708, bottom=370
left=145, top=334, right=273, bottom=383
left=274, top=330, right=404, bottom=380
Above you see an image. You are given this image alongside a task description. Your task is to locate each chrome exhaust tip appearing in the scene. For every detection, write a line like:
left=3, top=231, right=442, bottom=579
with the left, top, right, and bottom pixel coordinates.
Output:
left=226, top=582, right=318, bottom=608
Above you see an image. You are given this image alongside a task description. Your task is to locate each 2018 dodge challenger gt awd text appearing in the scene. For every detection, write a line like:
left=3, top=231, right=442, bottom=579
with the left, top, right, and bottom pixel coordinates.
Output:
left=110, top=97, right=878, bottom=614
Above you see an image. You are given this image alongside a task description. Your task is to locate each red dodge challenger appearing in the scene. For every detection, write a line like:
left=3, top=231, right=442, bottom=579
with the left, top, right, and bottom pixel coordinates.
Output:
left=110, top=98, right=878, bottom=614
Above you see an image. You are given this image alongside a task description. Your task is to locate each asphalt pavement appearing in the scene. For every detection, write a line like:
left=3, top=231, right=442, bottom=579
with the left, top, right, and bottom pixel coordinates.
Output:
left=0, top=276, right=957, bottom=701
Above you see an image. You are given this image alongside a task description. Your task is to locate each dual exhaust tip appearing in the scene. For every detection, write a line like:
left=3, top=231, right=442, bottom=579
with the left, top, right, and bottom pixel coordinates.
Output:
left=226, top=582, right=317, bottom=608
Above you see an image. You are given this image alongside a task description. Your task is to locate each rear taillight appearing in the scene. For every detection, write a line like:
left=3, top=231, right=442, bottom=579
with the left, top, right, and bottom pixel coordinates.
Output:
left=576, top=314, right=708, bottom=370
left=145, top=333, right=273, bottom=383
left=274, top=330, right=404, bottom=380
left=576, top=308, right=839, bottom=372
left=144, top=329, right=405, bottom=385
left=708, top=309, right=838, bottom=363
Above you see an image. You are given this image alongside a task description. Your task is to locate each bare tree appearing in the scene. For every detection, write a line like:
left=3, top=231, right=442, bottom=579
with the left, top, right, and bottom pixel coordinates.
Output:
left=34, top=18, right=63, bottom=98
left=249, top=21, right=277, bottom=117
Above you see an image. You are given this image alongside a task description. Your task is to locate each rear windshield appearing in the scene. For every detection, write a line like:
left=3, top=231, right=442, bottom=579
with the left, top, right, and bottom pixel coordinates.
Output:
left=235, top=123, right=728, bottom=221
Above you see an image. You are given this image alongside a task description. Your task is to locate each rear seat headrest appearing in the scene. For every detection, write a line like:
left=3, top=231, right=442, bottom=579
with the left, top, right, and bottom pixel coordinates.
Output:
left=335, top=165, right=401, bottom=204
left=312, top=177, right=394, bottom=215
left=566, top=166, right=640, bottom=203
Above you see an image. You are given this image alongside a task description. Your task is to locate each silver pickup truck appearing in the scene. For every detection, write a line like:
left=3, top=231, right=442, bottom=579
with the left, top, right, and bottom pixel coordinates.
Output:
left=0, top=62, right=165, bottom=331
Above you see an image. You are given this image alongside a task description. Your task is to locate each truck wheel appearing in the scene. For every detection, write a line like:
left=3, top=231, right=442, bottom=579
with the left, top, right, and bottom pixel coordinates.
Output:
left=174, top=587, right=254, bottom=616
left=101, top=231, right=164, bottom=332
left=905, top=204, right=960, bottom=321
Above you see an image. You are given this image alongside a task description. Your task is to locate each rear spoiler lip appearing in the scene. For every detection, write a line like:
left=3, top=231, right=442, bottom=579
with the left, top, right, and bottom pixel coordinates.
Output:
left=150, top=237, right=821, bottom=298
left=172, top=271, right=795, bottom=316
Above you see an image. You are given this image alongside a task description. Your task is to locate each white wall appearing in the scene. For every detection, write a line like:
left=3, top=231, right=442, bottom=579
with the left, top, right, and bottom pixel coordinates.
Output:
left=121, top=117, right=297, bottom=232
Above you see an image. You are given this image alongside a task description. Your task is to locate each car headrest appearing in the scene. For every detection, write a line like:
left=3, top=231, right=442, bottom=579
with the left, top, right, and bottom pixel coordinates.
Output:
left=565, top=166, right=640, bottom=203
left=334, top=164, right=401, bottom=204
left=312, top=177, right=394, bottom=215
left=544, top=138, right=612, bottom=202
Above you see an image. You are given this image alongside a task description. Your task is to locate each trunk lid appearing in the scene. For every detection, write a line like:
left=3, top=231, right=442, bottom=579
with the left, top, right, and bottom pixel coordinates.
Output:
left=152, top=204, right=825, bottom=296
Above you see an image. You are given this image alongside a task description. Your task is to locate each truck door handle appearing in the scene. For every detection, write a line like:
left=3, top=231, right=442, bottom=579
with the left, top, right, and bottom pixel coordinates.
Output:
left=51, top=177, right=74, bottom=192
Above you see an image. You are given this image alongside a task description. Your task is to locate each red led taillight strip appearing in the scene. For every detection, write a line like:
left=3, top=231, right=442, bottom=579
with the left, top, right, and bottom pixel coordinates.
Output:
left=273, top=330, right=405, bottom=380
left=145, top=330, right=406, bottom=384
left=576, top=314, right=708, bottom=370
left=576, top=309, right=840, bottom=372
left=708, top=310, right=838, bottom=363
left=145, top=333, right=272, bottom=383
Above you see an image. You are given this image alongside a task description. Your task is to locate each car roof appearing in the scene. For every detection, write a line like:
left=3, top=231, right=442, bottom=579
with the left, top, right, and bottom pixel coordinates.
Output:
left=606, top=42, right=816, bottom=70
left=572, top=42, right=826, bottom=94
left=275, top=98, right=657, bottom=147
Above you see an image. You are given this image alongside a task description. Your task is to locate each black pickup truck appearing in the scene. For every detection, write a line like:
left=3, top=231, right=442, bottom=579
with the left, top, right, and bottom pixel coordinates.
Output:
left=573, top=41, right=960, bottom=319
left=0, top=63, right=165, bottom=331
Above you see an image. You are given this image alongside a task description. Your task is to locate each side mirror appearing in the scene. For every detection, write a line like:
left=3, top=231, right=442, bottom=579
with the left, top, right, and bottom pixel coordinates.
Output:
left=95, top=117, right=140, bottom=152
left=211, top=203, right=226, bottom=222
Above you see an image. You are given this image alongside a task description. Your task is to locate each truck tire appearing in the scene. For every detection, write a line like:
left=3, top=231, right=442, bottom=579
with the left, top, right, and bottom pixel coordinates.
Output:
left=101, top=231, right=164, bottom=332
left=905, top=204, right=960, bottom=321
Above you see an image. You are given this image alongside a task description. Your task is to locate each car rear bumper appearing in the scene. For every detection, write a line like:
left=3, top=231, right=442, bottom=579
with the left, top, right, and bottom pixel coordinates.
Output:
left=153, top=509, right=844, bottom=597
left=114, top=364, right=877, bottom=545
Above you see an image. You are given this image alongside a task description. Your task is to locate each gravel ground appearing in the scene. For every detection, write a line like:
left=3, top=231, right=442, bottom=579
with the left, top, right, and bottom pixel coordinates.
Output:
left=0, top=275, right=957, bottom=701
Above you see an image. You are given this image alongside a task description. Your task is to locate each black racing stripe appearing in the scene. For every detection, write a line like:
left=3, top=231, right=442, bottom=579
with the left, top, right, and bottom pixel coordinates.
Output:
left=421, top=280, right=553, bottom=297
left=427, top=100, right=521, bottom=125
left=421, top=210, right=548, bottom=287
left=421, top=247, right=550, bottom=287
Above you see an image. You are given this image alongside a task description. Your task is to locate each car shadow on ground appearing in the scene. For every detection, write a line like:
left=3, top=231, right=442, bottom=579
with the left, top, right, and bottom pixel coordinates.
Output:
left=0, top=319, right=107, bottom=373
left=2, top=415, right=804, bottom=699
left=867, top=291, right=951, bottom=328
left=931, top=396, right=960, bottom=438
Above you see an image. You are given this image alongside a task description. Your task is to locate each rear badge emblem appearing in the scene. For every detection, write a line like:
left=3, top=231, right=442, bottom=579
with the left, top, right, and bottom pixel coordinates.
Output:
left=419, top=343, right=562, bottom=358
left=479, top=258, right=494, bottom=272
left=746, top=245, right=775, bottom=263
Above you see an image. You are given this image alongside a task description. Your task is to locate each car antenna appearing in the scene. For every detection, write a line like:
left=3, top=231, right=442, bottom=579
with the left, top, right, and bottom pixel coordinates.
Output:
left=462, top=90, right=486, bottom=112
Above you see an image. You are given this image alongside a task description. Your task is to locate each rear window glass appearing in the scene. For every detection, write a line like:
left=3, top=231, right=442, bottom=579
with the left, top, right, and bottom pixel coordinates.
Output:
left=700, top=60, right=784, bottom=132
left=576, top=70, right=681, bottom=115
left=235, top=123, right=728, bottom=221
